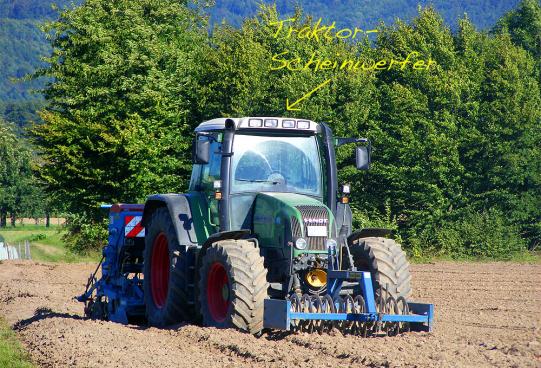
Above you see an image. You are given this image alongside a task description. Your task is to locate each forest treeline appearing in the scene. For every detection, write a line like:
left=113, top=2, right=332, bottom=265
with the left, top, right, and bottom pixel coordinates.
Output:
left=2, top=0, right=540, bottom=259
left=0, top=0, right=523, bottom=130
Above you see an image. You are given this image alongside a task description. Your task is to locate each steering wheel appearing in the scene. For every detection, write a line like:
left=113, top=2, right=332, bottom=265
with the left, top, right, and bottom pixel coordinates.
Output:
left=267, top=171, right=286, bottom=185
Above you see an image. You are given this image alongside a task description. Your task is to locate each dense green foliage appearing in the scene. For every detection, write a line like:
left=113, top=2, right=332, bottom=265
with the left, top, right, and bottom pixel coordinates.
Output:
left=0, top=119, right=45, bottom=226
left=494, top=0, right=541, bottom=59
left=23, top=0, right=541, bottom=257
left=0, top=0, right=524, bottom=131
left=33, top=0, right=208, bottom=249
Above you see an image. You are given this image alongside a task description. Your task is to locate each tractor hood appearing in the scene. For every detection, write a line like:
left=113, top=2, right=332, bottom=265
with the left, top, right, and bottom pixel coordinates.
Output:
left=253, top=192, right=336, bottom=255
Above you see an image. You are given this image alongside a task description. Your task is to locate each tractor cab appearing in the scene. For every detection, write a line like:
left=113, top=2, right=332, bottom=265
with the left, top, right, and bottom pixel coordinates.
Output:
left=191, top=117, right=370, bottom=232
left=191, top=117, right=370, bottom=296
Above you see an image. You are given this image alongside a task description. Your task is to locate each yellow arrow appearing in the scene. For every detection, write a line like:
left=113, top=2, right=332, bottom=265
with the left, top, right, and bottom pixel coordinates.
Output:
left=286, top=79, right=332, bottom=111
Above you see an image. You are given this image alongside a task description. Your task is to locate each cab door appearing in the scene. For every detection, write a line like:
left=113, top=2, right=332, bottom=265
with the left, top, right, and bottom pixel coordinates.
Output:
left=197, top=136, right=222, bottom=230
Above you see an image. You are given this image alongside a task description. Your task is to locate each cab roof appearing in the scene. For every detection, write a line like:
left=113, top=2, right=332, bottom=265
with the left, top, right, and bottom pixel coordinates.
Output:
left=195, top=117, right=319, bottom=133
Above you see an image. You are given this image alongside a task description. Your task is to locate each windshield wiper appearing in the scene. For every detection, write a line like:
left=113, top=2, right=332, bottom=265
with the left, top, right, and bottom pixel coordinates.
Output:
left=236, top=179, right=280, bottom=184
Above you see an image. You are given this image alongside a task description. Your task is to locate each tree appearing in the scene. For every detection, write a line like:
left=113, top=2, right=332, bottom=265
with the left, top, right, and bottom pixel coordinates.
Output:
left=33, top=0, right=209, bottom=249
left=0, top=119, right=39, bottom=226
left=33, top=1, right=541, bottom=257
left=460, top=31, right=541, bottom=250
left=494, top=0, right=541, bottom=59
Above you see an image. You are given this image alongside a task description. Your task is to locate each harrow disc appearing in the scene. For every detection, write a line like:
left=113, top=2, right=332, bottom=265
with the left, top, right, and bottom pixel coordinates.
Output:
left=384, top=296, right=400, bottom=336
left=396, top=296, right=410, bottom=333
left=299, top=294, right=312, bottom=333
left=352, top=295, right=367, bottom=337
left=289, top=294, right=302, bottom=332
left=320, top=294, right=335, bottom=333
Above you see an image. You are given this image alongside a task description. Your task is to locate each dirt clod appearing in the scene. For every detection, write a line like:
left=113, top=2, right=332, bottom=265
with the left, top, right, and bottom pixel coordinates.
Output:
left=0, top=261, right=540, bottom=367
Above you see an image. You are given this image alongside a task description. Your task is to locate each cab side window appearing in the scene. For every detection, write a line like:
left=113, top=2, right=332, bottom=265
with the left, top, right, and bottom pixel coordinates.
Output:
left=189, top=135, right=221, bottom=191
left=201, top=140, right=222, bottom=190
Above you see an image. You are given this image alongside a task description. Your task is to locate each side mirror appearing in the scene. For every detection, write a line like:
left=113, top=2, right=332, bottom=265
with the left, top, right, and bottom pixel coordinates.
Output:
left=355, top=146, right=370, bottom=170
left=194, top=138, right=210, bottom=164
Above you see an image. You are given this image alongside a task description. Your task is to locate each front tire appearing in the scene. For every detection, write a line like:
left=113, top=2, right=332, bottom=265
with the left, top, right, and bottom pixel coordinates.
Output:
left=144, top=207, right=190, bottom=326
left=346, top=237, right=412, bottom=300
left=198, top=240, right=268, bottom=334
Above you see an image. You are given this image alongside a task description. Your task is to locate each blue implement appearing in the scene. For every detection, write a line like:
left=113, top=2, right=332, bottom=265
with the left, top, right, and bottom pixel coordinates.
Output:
left=77, top=204, right=146, bottom=324
left=264, top=243, right=434, bottom=334
left=263, top=271, right=434, bottom=332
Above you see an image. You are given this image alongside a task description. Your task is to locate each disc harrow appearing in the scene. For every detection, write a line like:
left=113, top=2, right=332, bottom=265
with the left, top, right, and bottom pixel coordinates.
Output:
left=287, top=287, right=412, bottom=336
left=263, top=243, right=434, bottom=335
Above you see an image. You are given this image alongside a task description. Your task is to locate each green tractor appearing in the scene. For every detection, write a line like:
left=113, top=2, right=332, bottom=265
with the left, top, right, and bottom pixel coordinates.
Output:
left=141, top=117, right=411, bottom=333
left=79, top=116, right=415, bottom=334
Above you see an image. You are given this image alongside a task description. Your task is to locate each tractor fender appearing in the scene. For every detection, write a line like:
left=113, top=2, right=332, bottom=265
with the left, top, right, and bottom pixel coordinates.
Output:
left=195, top=229, right=256, bottom=274
left=142, top=194, right=198, bottom=247
left=197, top=229, right=252, bottom=261
left=347, top=228, right=392, bottom=244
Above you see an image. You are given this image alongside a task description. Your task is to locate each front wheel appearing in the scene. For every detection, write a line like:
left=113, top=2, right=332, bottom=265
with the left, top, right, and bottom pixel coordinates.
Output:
left=198, top=240, right=268, bottom=334
left=346, top=237, right=412, bottom=300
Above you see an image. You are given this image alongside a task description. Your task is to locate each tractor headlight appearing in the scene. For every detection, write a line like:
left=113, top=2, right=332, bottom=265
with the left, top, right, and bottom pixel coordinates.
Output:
left=325, top=239, right=337, bottom=249
left=248, top=118, right=263, bottom=127
left=295, top=238, right=307, bottom=250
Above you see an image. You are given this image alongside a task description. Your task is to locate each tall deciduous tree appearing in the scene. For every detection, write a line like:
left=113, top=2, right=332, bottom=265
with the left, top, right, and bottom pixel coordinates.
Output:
left=34, top=0, right=208, bottom=214
left=34, top=0, right=209, bottom=249
left=494, top=0, right=541, bottom=60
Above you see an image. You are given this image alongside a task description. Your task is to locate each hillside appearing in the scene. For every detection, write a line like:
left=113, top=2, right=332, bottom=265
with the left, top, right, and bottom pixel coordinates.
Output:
left=210, top=0, right=522, bottom=29
left=0, top=0, right=73, bottom=129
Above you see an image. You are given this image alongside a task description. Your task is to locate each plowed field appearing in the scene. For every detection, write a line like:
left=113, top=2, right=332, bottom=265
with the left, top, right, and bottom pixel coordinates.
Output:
left=0, top=261, right=539, bottom=367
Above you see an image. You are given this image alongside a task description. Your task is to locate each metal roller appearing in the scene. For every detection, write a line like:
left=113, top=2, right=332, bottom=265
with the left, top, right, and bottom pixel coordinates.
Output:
left=272, top=267, right=433, bottom=338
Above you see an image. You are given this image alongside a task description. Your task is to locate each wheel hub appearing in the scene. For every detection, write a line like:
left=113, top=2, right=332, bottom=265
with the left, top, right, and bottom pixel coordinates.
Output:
left=207, top=262, right=230, bottom=323
left=150, top=233, right=170, bottom=308
left=306, top=268, right=327, bottom=288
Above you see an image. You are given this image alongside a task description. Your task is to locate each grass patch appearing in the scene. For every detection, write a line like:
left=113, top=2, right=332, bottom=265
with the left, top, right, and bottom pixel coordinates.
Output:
left=0, top=226, right=99, bottom=263
left=0, top=318, right=34, bottom=368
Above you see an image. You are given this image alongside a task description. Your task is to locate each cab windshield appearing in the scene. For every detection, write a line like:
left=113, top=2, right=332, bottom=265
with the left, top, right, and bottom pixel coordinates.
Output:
left=231, top=133, right=322, bottom=196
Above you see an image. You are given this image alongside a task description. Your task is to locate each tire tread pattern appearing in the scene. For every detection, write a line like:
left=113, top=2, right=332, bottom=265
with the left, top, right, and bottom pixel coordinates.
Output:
left=349, top=237, right=412, bottom=300
left=144, top=207, right=191, bottom=326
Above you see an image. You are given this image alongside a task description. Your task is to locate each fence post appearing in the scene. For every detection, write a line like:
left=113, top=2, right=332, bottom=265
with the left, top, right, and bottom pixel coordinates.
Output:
left=24, top=240, right=28, bottom=260
left=18, top=242, right=21, bottom=260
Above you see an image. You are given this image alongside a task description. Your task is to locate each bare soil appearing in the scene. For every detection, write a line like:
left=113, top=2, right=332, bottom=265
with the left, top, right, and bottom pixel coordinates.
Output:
left=0, top=260, right=539, bottom=368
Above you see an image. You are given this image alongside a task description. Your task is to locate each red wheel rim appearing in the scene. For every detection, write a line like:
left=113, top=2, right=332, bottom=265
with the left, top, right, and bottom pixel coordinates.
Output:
left=151, top=233, right=170, bottom=308
left=206, top=262, right=230, bottom=322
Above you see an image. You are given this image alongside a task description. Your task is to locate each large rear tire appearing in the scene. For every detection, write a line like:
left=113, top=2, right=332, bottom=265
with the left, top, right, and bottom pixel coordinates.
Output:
left=346, top=237, right=412, bottom=300
left=198, top=240, right=268, bottom=334
left=144, top=207, right=190, bottom=327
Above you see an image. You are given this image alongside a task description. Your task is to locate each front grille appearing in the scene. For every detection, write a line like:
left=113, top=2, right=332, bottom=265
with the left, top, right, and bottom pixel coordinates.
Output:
left=290, top=205, right=333, bottom=251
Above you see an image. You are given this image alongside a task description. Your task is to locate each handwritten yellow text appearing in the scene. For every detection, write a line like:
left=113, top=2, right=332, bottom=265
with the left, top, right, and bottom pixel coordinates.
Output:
left=270, top=51, right=436, bottom=73
left=269, top=18, right=377, bottom=42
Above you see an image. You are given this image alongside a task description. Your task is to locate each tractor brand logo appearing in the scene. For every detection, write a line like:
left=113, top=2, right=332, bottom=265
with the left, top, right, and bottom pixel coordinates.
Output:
left=303, top=218, right=328, bottom=225
left=124, top=216, right=145, bottom=238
